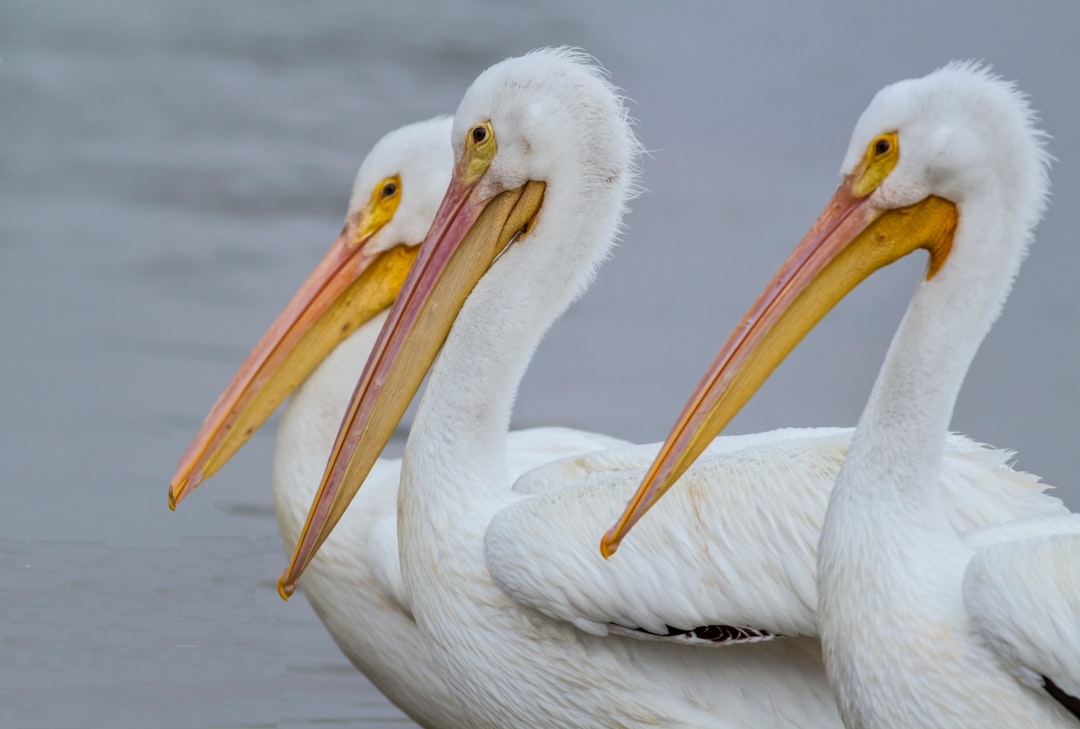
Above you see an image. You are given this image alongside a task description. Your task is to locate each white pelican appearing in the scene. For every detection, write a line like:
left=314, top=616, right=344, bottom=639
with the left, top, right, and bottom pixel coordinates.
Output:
left=278, top=50, right=1069, bottom=729
left=167, top=117, right=472, bottom=729
left=167, top=116, right=635, bottom=729
left=604, top=63, right=1080, bottom=727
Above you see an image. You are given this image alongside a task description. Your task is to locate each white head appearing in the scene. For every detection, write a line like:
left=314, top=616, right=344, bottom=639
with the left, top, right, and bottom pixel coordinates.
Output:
left=448, top=47, right=643, bottom=292
left=842, top=62, right=1051, bottom=263
left=453, top=48, right=640, bottom=195
left=346, top=115, right=454, bottom=255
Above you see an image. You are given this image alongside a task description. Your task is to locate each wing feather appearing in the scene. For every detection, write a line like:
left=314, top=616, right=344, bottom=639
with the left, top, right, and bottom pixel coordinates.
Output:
left=488, top=428, right=1066, bottom=644
left=963, top=515, right=1080, bottom=709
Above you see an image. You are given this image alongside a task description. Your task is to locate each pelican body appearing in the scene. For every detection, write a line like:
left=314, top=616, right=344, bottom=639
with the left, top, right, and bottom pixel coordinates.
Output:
left=167, top=116, right=645, bottom=729
left=607, top=63, right=1080, bottom=727
left=280, top=50, right=1070, bottom=729
left=168, top=118, right=468, bottom=729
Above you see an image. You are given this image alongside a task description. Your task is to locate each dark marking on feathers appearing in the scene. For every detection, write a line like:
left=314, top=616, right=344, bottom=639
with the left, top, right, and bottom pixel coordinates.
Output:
left=1043, top=675, right=1080, bottom=720
left=626, top=623, right=775, bottom=644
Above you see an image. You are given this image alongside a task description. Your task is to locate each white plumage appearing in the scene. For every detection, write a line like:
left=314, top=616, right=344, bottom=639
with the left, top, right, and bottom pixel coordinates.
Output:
left=281, top=50, right=1071, bottom=728
left=818, top=63, right=1080, bottom=728
left=170, top=116, right=641, bottom=728
left=608, top=62, right=1080, bottom=728
left=170, top=118, right=456, bottom=728
left=494, top=428, right=1063, bottom=643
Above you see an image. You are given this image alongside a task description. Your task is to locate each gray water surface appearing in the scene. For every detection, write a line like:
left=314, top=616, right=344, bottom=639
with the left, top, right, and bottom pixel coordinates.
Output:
left=4, top=2, right=1079, bottom=727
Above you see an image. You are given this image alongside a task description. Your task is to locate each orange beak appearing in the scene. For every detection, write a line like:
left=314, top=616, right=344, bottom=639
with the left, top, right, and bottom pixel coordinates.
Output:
left=600, top=180, right=957, bottom=557
left=276, top=153, right=545, bottom=598
left=167, top=213, right=418, bottom=510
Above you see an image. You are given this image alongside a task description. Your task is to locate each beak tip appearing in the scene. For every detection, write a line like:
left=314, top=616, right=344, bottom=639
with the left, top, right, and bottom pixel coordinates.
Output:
left=599, top=532, right=619, bottom=560
left=277, top=576, right=296, bottom=601
left=168, top=468, right=203, bottom=510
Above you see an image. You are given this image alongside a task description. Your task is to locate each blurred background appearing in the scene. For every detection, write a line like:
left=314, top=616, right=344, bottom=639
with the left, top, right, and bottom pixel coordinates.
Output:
left=3, top=1, right=1078, bottom=727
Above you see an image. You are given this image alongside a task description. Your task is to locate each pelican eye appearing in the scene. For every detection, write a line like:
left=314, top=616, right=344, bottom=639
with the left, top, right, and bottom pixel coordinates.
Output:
left=853, top=132, right=899, bottom=197
left=356, top=174, right=402, bottom=242
left=463, top=122, right=496, bottom=180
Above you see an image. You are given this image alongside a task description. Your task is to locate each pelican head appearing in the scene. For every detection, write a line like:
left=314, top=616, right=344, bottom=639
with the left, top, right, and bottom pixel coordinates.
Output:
left=602, top=62, right=1051, bottom=555
left=168, top=116, right=452, bottom=508
left=278, top=47, right=642, bottom=594
left=345, top=117, right=455, bottom=256
left=450, top=47, right=639, bottom=245
left=840, top=62, right=1049, bottom=245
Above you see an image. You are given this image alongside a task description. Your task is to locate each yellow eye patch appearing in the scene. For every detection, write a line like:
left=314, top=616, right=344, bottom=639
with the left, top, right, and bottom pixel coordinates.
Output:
left=353, top=174, right=402, bottom=245
left=464, top=120, right=497, bottom=183
left=851, top=131, right=899, bottom=198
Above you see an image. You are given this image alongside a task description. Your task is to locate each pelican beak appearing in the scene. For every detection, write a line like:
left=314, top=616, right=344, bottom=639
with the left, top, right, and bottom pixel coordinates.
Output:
left=167, top=210, right=418, bottom=509
left=277, top=156, right=545, bottom=597
left=601, top=180, right=958, bottom=557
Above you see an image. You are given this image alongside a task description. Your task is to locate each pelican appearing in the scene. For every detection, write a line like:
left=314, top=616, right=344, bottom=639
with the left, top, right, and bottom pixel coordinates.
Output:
left=278, top=50, right=1069, bottom=728
left=604, top=63, right=1080, bottom=727
left=167, top=116, right=636, bottom=729
left=168, top=117, right=473, bottom=729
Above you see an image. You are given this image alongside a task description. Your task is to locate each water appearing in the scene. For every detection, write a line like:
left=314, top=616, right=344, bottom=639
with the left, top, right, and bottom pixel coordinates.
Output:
left=3, top=1, right=1078, bottom=726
